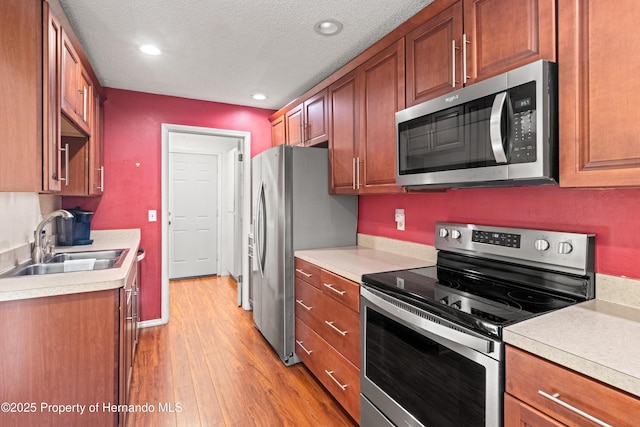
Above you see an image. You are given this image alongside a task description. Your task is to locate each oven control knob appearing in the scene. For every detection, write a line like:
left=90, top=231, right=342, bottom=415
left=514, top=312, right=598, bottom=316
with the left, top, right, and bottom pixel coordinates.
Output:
left=439, top=296, right=449, bottom=305
left=439, top=228, right=449, bottom=238
left=451, top=300, right=462, bottom=309
left=450, top=229, right=461, bottom=240
left=534, top=239, right=550, bottom=251
left=558, top=241, right=573, bottom=254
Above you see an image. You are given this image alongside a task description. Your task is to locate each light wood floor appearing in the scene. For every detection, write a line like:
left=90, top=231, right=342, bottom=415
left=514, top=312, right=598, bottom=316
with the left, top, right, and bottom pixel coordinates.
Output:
left=127, top=276, right=358, bottom=427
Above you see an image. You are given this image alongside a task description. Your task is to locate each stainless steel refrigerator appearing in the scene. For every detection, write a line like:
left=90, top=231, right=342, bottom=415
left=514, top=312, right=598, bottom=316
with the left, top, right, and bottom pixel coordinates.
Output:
left=251, top=145, right=357, bottom=366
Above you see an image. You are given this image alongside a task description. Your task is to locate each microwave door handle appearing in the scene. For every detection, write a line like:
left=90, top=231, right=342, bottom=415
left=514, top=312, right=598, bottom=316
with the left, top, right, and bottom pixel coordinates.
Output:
left=489, top=92, right=508, bottom=164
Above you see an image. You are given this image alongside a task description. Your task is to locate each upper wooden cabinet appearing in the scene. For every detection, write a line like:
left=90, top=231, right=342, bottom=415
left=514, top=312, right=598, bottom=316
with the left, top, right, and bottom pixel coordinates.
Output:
left=61, top=28, right=92, bottom=135
left=0, top=0, right=42, bottom=192
left=406, top=0, right=556, bottom=106
left=270, top=113, right=286, bottom=146
left=89, top=92, right=105, bottom=195
left=273, top=89, right=329, bottom=147
left=329, top=41, right=405, bottom=194
left=559, top=0, right=640, bottom=187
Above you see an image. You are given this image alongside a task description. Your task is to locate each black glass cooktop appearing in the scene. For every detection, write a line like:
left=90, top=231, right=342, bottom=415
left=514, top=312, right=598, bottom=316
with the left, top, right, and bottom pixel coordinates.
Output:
left=362, top=258, right=586, bottom=339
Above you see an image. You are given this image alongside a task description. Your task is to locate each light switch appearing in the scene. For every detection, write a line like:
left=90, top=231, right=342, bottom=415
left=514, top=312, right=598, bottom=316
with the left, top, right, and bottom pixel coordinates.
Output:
left=148, top=210, right=157, bottom=222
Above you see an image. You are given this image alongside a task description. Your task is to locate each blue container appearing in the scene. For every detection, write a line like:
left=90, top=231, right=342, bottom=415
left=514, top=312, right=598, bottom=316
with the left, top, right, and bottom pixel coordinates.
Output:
left=57, top=208, right=94, bottom=246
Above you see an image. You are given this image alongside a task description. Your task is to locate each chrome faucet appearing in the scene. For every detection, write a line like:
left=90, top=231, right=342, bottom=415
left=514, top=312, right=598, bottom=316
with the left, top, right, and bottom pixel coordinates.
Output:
left=32, top=209, right=74, bottom=264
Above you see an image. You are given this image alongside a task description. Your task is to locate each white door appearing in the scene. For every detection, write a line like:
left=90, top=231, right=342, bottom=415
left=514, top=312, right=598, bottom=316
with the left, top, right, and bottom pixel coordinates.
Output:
left=169, top=152, right=219, bottom=279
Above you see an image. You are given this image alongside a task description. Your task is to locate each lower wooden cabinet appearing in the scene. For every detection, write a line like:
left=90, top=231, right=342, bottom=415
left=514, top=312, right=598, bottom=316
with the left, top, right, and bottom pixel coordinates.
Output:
left=0, top=265, right=138, bottom=427
left=505, top=345, right=640, bottom=427
left=294, top=257, right=360, bottom=423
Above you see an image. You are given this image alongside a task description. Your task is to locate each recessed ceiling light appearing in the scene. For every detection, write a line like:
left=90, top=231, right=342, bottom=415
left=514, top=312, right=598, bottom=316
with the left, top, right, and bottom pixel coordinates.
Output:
left=140, top=44, right=161, bottom=55
left=252, top=93, right=267, bottom=101
left=314, top=19, right=343, bottom=36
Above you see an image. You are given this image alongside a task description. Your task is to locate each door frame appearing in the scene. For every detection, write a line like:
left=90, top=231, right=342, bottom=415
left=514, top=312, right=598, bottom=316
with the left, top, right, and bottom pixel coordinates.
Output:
left=156, top=124, right=252, bottom=326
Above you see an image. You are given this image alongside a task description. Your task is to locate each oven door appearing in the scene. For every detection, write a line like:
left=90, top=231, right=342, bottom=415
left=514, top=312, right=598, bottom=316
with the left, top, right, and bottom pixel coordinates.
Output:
left=360, top=285, right=503, bottom=427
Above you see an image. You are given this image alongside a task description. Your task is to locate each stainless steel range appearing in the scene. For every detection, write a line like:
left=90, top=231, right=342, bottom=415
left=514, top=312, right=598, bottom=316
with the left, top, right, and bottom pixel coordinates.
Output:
left=360, top=222, right=595, bottom=427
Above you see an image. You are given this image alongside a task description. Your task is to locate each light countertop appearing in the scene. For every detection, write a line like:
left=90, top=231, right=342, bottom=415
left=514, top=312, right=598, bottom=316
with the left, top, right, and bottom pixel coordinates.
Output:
left=504, top=299, right=640, bottom=398
left=0, top=229, right=140, bottom=302
left=295, top=244, right=433, bottom=283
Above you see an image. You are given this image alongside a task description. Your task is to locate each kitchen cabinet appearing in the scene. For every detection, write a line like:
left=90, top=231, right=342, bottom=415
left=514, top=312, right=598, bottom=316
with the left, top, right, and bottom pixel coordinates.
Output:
left=293, top=258, right=360, bottom=422
left=0, top=0, right=42, bottom=191
left=270, top=112, right=286, bottom=146
left=505, top=346, right=640, bottom=427
left=329, top=40, right=405, bottom=194
left=119, top=261, right=138, bottom=427
left=405, top=0, right=556, bottom=106
left=61, top=28, right=92, bottom=136
left=558, top=0, right=640, bottom=187
left=274, top=89, right=329, bottom=147
left=89, top=92, right=105, bottom=195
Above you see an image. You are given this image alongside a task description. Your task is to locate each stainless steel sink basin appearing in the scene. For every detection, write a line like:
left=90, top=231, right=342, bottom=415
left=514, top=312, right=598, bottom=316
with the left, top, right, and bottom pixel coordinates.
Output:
left=0, top=248, right=129, bottom=277
left=45, top=249, right=125, bottom=263
left=6, top=259, right=118, bottom=276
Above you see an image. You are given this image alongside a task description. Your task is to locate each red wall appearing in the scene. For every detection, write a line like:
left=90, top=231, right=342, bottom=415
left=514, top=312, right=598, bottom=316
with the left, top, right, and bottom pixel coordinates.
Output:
left=64, top=88, right=274, bottom=321
left=359, top=186, right=640, bottom=279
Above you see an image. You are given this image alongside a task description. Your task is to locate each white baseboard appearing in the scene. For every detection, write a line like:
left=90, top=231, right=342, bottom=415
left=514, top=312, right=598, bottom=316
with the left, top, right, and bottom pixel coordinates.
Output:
left=138, top=318, right=167, bottom=329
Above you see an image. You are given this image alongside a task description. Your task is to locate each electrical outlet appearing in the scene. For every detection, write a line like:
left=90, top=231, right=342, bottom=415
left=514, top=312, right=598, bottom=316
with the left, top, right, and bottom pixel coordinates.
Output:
left=395, top=209, right=405, bottom=231
left=148, top=210, right=157, bottom=222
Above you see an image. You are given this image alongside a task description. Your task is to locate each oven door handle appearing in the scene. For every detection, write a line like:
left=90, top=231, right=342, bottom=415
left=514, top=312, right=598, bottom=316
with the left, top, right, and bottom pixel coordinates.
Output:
left=362, top=287, right=495, bottom=355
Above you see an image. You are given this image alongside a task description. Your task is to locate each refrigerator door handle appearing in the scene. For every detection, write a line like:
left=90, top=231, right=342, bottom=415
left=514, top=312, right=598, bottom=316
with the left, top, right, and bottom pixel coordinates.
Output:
left=255, top=181, right=267, bottom=278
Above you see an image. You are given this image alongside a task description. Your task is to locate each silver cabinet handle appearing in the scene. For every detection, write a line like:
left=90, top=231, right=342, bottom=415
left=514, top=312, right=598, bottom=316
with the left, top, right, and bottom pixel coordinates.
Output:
left=356, top=156, right=361, bottom=189
left=323, top=283, right=346, bottom=295
left=295, top=268, right=312, bottom=278
left=296, top=340, right=313, bottom=355
left=296, top=299, right=312, bottom=311
left=462, top=33, right=470, bottom=84
left=60, top=143, right=69, bottom=186
left=98, top=166, right=104, bottom=191
left=489, top=91, right=508, bottom=164
left=538, top=390, right=612, bottom=427
left=325, top=370, right=348, bottom=391
left=324, top=321, right=347, bottom=336
left=452, top=39, right=459, bottom=88
left=352, top=157, right=356, bottom=190
left=83, top=86, right=88, bottom=121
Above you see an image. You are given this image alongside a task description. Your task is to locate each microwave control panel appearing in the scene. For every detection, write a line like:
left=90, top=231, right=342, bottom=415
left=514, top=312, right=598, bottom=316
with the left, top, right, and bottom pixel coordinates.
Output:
left=510, top=81, right=537, bottom=164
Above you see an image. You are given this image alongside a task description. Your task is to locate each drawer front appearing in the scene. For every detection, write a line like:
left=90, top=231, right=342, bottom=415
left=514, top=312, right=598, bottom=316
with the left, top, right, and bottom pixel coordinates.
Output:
left=315, top=296, right=360, bottom=368
left=295, top=258, right=321, bottom=289
left=506, top=346, right=640, bottom=427
left=295, top=317, right=360, bottom=423
left=320, top=269, right=360, bottom=312
left=294, top=278, right=323, bottom=328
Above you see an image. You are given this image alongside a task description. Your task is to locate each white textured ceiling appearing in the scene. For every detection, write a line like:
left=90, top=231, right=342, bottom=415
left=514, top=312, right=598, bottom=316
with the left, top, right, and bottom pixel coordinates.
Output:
left=58, top=0, right=434, bottom=110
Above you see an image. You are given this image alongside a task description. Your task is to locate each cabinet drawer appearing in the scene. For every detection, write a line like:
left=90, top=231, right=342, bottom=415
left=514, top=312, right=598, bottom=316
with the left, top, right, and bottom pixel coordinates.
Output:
left=506, top=346, right=640, bottom=427
left=295, top=258, right=321, bottom=289
left=295, top=317, right=360, bottom=423
left=294, top=278, right=322, bottom=327
left=320, top=269, right=360, bottom=312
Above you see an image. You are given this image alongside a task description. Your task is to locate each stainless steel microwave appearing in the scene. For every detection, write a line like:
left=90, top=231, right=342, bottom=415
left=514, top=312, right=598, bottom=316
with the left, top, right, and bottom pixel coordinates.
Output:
left=396, top=60, right=557, bottom=189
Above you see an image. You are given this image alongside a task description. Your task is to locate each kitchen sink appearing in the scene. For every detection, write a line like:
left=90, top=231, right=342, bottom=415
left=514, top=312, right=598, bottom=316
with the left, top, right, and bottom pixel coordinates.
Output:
left=0, top=248, right=129, bottom=278
left=45, top=249, right=125, bottom=263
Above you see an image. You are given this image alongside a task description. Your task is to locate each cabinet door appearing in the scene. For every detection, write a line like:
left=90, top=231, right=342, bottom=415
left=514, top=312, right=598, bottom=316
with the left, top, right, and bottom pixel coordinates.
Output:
left=406, top=1, right=463, bottom=106
left=0, top=0, right=41, bottom=191
left=463, top=0, right=556, bottom=84
left=329, top=71, right=360, bottom=194
left=359, top=40, right=406, bottom=194
left=61, top=29, right=79, bottom=120
left=270, top=113, right=285, bottom=146
left=285, top=103, right=304, bottom=146
left=559, top=0, right=640, bottom=187
left=89, top=93, right=104, bottom=195
left=304, top=89, right=328, bottom=146
left=43, top=3, right=62, bottom=192
left=77, top=65, right=93, bottom=134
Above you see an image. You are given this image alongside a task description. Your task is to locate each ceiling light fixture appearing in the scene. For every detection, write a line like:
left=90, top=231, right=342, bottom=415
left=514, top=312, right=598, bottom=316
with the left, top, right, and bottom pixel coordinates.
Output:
left=140, top=44, right=161, bottom=55
left=314, top=19, right=343, bottom=36
left=252, top=93, right=267, bottom=101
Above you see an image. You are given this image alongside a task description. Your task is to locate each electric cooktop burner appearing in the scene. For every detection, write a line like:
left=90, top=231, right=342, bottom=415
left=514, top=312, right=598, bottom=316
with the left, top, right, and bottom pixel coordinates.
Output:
left=362, top=264, right=582, bottom=338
